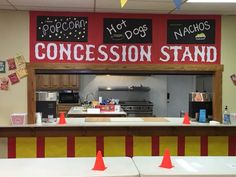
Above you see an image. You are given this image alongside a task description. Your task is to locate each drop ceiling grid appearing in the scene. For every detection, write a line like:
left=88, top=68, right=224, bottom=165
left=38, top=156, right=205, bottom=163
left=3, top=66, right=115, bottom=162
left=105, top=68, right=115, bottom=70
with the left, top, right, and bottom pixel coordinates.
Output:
left=0, top=0, right=235, bottom=15
left=0, top=0, right=15, bottom=10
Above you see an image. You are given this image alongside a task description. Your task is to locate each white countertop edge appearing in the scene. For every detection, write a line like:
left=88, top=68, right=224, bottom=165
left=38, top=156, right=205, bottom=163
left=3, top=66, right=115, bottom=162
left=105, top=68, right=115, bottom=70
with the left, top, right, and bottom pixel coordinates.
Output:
left=2, top=117, right=236, bottom=128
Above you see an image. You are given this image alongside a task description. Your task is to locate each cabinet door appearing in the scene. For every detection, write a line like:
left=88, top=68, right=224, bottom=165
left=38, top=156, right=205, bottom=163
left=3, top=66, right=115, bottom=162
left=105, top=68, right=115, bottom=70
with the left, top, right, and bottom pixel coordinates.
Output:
left=36, top=74, right=79, bottom=90
left=50, top=75, right=61, bottom=89
left=60, top=75, right=70, bottom=88
left=69, top=75, right=79, bottom=89
left=36, top=74, right=51, bottom=89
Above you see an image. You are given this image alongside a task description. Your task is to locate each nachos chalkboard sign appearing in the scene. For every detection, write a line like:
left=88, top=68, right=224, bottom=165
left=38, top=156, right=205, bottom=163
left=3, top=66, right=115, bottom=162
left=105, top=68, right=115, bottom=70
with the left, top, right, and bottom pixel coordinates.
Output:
left=103, top=18, right=152, bottom=44
left=37, top=16, right=88, bottom=42
left=167, top=19, right=215, bottom=44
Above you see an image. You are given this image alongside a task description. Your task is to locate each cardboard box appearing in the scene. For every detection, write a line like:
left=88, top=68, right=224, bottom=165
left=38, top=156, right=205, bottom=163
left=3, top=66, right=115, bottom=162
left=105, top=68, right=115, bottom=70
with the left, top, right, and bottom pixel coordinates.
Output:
left=10, top=113, right=27, bottom=125
left=95, top=105, right=115, bottom=112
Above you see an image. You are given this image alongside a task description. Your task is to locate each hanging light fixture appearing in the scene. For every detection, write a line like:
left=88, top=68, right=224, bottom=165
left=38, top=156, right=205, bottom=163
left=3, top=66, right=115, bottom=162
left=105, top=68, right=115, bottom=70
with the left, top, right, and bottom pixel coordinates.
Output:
left=120, top=0, right=128, bottom=8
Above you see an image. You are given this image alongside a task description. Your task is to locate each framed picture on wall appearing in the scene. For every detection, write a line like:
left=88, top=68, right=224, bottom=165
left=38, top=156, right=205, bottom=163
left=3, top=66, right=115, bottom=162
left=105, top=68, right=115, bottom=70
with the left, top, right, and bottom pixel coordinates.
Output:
left=0, top=61, right=5, bottom=73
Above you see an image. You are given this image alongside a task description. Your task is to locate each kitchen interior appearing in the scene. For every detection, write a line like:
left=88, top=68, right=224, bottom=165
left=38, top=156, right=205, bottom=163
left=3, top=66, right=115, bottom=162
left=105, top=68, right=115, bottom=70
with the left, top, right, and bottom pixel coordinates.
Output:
left=36, top=72, right=212, bottom=122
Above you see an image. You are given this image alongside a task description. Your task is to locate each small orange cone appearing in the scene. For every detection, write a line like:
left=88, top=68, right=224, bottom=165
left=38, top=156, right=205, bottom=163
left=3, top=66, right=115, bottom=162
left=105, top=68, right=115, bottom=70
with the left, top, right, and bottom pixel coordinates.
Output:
left=59, top=112, right=66, bottom=124
left=159, top=148, right=174, bottom=169
left=92, top=150, right=107, bottom=171
left=183, top=112, right=190, bottom=124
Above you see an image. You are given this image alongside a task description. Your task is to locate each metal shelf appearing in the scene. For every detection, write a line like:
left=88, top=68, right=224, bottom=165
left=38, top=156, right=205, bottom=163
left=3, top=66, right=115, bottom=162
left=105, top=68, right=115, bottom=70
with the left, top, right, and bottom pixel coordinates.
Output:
left=98, top=86, right=150, bottom=92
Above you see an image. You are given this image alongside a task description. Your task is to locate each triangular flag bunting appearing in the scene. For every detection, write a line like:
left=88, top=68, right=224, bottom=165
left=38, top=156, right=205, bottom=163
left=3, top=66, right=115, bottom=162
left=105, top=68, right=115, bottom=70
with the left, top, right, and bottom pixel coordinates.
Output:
left=120, top=0, right=128, bottom=8
left=173, top=0, right=182, bottom=10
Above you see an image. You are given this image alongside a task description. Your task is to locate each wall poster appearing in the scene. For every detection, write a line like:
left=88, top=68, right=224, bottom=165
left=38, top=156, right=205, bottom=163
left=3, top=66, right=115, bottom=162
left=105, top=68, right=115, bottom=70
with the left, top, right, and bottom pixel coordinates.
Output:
left=0, top=61, right=5, bottom=73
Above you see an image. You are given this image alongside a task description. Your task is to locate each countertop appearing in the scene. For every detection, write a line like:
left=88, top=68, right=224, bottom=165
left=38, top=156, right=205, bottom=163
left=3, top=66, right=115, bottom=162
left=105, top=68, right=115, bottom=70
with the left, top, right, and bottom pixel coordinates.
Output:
left=1, top=117, right=236, bottom=137
left=4, top=117, right=236, bottom=128
left=67, top=106, right=127, bottom=117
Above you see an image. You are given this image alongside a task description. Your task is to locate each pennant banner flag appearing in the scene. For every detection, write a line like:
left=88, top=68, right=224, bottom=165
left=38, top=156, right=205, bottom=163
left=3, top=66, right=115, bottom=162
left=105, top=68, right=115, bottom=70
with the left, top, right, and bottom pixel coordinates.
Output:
left=120, top=0, right=128, bottom=8
left=173, top=0, right=182, bottom=10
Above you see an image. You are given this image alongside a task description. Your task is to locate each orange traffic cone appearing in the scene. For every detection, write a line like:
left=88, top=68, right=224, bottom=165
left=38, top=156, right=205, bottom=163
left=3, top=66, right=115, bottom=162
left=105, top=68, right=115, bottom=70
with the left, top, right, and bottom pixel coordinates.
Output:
left=59, top=112, right=66, bottom=124
left=92, top=150, right=107, bottom=171
left=183, top=112, right=190, bottom=124
left=159, top=148, right=174, bottom=169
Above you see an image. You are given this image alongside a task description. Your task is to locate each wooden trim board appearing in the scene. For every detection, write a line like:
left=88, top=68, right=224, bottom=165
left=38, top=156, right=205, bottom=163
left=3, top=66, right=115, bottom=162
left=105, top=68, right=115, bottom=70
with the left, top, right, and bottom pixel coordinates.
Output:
left=27, top=63, right=223, bottom=124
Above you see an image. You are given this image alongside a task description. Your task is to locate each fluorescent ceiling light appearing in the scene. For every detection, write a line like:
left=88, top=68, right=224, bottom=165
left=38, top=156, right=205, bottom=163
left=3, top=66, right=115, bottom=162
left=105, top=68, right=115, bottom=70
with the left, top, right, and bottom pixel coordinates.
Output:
left=187, top=0, right=236, bottom=3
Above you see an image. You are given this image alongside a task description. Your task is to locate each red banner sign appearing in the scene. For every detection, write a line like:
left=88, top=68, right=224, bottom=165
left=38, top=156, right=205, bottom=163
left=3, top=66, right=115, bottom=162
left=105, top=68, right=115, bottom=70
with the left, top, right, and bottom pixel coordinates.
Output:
left=30, top=12, right=221, bottom=64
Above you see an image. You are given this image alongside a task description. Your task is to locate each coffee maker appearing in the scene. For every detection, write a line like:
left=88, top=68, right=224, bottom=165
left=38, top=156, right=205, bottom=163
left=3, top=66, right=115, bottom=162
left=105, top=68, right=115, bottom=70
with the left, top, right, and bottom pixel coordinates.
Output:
left=188, top=92, right=212, bottom=121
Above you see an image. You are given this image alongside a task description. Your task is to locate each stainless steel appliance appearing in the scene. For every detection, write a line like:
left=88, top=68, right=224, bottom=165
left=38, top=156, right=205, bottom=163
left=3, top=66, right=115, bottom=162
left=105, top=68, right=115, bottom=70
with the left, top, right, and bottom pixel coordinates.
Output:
left=59, top=91, right=79, bottom=103
left=120, top=101, right=153, bottom=117
left=36, top=91, right=57, bottom=119
left=36, top=91, right=57, bottom=101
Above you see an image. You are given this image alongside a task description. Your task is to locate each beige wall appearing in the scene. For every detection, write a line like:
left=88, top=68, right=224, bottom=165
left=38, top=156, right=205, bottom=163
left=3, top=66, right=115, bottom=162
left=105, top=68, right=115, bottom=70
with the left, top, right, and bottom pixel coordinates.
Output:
left=0, top=11, right=235, bottom=125
left=221, top=16, right=236, bottom=113
left=0, top=11, right=29, bottom=125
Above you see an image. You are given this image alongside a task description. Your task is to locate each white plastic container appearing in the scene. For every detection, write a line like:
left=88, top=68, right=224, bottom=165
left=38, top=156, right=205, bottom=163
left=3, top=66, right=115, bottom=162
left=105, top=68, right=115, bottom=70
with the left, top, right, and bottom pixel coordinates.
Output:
left=35, top=112, right=42, bottom=125
left=230, top=113, right=236, bottom=125
left=115, top=105, right=121, bottom=112
left=99, top=96, right=102, bottom=104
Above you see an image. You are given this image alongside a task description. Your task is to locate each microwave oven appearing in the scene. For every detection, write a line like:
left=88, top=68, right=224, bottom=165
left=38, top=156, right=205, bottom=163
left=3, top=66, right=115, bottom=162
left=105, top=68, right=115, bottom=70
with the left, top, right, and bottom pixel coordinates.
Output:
left=59, top=92, right=79, bottom=103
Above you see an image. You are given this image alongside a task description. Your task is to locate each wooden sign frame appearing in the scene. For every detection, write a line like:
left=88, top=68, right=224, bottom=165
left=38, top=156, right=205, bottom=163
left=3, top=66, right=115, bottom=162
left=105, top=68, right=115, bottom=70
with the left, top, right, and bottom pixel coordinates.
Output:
left=27, top=63, right=223, bottom=124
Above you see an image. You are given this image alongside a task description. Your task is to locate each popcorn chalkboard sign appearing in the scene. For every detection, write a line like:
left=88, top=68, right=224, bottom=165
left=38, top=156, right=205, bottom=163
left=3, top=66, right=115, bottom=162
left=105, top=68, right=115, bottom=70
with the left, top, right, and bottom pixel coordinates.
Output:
left=37, top=16, right=88, bottom=42
left=103, top=18, right=152, bottom=44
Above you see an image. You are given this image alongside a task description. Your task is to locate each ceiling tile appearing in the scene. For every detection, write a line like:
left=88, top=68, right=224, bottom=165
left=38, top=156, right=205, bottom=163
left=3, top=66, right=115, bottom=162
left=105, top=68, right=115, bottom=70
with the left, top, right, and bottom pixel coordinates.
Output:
left=0, top=5, right=15, bottom=10
left=126, top=0, right=176, bottom=11
left=16, top=6, right=94, bottom=12
left=0, top=0, right=14, bottom=9
left=0, top=0, right=10, bottom=5
left=96, top=8, right=170, bottom=14
left=174, top=2, right=236, bottom=15
left=9, top=0, right=94, bottom=8
left=96, top=0, right=177, bottom=12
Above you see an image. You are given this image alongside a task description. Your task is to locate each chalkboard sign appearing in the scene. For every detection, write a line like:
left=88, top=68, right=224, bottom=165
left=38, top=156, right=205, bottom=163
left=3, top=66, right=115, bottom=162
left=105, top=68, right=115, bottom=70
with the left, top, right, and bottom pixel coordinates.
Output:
left=103, top=18, right=152, bottom=44
left=37, top=16, right=88, bottom=42
left=167, top=19, right=215, bottom=44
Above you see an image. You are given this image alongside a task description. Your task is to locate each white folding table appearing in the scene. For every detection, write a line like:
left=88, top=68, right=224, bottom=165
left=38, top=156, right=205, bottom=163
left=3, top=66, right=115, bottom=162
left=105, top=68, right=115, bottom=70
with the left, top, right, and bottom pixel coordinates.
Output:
left=0, top=157, right=139, bottom=177
left=132, top=156, right=236, bottom=177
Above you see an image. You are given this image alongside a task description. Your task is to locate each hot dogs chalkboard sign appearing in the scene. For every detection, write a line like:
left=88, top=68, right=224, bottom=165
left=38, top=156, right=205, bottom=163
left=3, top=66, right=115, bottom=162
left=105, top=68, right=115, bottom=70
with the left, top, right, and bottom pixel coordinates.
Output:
left=37, top=16, right=88, bottom=42
left=103, top=18, right=152, bottom=44
left=167, top=19, right=215, bottom=44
